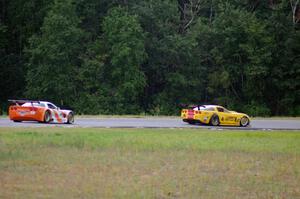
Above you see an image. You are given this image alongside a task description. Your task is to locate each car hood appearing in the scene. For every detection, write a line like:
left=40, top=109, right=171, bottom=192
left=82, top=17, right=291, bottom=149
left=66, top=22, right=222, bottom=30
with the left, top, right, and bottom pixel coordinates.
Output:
left=229, top=111, right=250, bottom=117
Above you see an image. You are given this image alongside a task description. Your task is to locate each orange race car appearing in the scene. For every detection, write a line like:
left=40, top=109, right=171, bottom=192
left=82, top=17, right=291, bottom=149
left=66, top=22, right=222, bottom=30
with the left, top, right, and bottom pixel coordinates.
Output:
left=8, top=100, right=74, bottom=124
left=181, top=105, right=250, bottom=127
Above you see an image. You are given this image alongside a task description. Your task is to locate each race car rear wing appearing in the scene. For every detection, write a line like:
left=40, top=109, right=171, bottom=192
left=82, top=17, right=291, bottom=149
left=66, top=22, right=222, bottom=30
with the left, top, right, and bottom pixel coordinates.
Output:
left=8, top=99, right=40, bottom=106
left=180, top=103, right=206, bottom=110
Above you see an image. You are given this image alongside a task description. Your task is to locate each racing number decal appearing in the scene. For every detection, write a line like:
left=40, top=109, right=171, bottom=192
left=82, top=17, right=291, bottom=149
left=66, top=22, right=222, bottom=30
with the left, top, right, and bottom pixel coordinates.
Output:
left=225, top=116, right=236, bottom=122
left=50, top=110, right=63, bottom=123
left=54, top=111, right=62, bottom=123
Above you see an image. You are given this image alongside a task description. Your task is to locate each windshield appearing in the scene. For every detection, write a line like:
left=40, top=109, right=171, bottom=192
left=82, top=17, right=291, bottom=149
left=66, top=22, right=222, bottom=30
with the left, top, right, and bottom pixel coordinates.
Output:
left=47, top=103, right=57, bottom=109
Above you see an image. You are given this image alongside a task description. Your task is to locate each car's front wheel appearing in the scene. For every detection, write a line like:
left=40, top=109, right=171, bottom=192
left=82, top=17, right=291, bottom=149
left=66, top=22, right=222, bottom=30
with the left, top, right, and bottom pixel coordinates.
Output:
left=240, top=117, right=249, bottom=127
left=67, top=113, right=74, bottom=124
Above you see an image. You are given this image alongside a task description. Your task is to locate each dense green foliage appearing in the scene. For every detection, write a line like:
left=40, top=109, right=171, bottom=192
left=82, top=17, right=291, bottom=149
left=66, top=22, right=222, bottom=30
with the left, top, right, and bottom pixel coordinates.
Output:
left=1, top=0, right=299, bottom=116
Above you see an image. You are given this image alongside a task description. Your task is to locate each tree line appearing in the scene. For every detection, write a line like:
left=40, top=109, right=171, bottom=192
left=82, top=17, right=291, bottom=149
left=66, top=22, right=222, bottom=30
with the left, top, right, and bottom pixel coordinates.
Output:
left=1, top=0, right=299, bottom=116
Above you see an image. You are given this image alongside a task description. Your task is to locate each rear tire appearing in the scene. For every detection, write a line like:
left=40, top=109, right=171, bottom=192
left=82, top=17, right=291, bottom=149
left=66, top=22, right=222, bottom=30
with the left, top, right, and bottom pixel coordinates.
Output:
left=67, top=113, right=74, bottom=124
left=187, top=121, right=196, bottom=125
left=240, top=117, right=249, bottom=127
left=183, top=119, right=196, bottom=125
left=210, top=114, right=220, bottom=126
left=44, top=111, right=51, bottom=123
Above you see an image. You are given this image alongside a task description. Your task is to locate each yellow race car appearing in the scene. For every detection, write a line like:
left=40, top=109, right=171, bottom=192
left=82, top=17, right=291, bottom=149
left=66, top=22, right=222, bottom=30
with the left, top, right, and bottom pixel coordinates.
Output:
left=181, top=105, right=250, bottom=127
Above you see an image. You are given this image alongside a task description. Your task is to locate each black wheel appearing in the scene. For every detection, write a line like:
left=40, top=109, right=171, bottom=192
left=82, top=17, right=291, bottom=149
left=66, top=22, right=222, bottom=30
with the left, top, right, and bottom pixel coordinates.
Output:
left=67, top=113, right=74, bottom=124
left=240, top=117, right=249, bottom=127
left=187, top=121, right=196, bottom=125
left=13, top=120, right=22, bottom=122
left=210, top=114, right=220, bottom=126
left=44, top=111, right=51, bottom=123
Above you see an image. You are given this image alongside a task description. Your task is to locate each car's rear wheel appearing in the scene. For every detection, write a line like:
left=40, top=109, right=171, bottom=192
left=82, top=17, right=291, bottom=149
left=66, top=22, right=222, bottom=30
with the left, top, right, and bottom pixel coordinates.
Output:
left=210, top=114, right=220, bottom=126
left=240, top=117, right=249, bottom=127
left=67, top=113, right=74, bottom=124
left=44, top=111, right=51, bottom=123
left=187, top=121, right=196, bottom=125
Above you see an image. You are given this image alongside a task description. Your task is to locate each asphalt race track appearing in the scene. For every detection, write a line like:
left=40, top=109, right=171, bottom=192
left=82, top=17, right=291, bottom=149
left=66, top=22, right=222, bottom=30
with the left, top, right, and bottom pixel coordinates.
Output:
left=0, top=117, right=300, bottom=130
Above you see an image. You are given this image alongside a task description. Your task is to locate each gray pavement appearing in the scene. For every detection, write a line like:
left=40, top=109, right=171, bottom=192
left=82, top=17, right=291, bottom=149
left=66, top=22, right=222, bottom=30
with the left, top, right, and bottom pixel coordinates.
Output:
left=0, top=117, right=300, bottom=130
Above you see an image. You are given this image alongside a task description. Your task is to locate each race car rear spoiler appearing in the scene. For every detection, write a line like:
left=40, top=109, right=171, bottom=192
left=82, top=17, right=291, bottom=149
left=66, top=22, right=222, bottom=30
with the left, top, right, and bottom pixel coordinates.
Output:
left=8, top=99, right=40, bottom=105
left=180, top=103, right=205, bottom=109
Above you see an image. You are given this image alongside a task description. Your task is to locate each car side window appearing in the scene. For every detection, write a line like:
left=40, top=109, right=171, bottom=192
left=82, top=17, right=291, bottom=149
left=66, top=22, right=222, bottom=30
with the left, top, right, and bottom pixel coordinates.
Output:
left=217, top=107, right=224, bottom=112
left=47, top=103, right=56, bottom=109
left=39, top=103, right=46, bottom=107
left=35, top=103, right=46, bottom=107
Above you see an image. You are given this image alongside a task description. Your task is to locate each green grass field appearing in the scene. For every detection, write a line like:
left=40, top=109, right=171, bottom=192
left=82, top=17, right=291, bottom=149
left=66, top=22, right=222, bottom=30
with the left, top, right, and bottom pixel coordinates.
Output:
left=0, top=128, right=299, bottom=198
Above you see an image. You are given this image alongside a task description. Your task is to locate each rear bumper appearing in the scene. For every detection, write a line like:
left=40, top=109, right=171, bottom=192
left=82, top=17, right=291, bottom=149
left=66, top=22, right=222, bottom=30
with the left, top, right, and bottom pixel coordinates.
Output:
left=9, top=110, right=44, bottom=122
left=9, top=115, right=43, bottom=122
left=182, top=119, right=202, bottom=124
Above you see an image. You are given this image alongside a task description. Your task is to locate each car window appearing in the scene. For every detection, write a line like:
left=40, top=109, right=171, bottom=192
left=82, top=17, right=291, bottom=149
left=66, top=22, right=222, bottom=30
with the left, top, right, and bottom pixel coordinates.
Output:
left=39, top=103, right=46, bottom=107
left=22, top=102, right=44, bottom=107
left=204, top=107, right=215, bottom=111
left=193, top=106, right=206, bottom=111
left=217, top=107, right=224, bottom=112
left=47, top=103, right=57, bottom=109
left=22, top=103, right=33, bottom=107
left=193, top=106, right=215, bottom=111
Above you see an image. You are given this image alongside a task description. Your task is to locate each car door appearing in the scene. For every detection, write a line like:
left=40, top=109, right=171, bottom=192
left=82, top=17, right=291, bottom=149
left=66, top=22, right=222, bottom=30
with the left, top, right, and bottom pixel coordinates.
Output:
left=47, top=103, right=63, bottom=123
left=217, top=107, right=236, bottom=125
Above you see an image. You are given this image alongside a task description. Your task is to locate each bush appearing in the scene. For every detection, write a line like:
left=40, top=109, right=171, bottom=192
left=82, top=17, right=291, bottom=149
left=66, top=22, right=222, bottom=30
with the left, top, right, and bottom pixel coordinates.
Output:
left=291, top=106, right=300, bottom=117
left=243, top=102, right=271, bottom=117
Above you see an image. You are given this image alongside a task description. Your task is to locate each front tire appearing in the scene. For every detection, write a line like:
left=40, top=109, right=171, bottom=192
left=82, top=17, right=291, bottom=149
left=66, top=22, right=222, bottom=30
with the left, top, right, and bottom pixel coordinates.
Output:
left=67, top=113, right=74, bottom=124
left=13, top=120, right=22, bottom=122
left=210, top=114, right=220, bottom=126
left=240, top=117, right=249, bottom=127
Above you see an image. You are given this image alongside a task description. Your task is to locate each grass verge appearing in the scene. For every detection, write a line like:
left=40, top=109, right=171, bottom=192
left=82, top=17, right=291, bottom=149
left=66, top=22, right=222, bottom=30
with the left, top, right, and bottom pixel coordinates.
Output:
left=0, top=128, right=299, bottom=198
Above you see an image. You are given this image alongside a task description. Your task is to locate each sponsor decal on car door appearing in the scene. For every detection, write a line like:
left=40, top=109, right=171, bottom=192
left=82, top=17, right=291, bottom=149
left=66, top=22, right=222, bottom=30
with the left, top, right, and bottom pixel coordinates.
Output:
left=225, top=116, right=236, bottom=124
left=217, top=107, right=236, bottom=125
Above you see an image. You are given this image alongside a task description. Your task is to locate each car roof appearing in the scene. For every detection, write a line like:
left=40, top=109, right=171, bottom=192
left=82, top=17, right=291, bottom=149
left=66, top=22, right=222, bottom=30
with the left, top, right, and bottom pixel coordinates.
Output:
left=22, top=101, right=54, bottom=105
left=201, top=105, right=223, bottom=108
left=39, top=101, right=53, bottom=104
